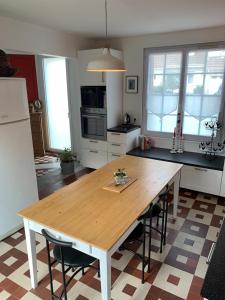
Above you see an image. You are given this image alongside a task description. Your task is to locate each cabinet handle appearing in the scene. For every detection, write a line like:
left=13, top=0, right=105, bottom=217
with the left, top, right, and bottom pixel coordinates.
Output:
left=111, top=143, right=121, bottom=147
left=89, top=140, right=98, bottom=143
left=89, top=150, right=98, bottom=153
left=206, top=242, right=216, bottom=264
left=112, top=154, right=121, bottom=157
left=194, top=167, right=208, bottom=172
left=111, top=133, right=120, bottom=136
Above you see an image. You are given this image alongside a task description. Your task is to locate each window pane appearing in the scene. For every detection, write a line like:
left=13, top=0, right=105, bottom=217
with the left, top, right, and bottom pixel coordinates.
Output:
left=184, top=96, right=201, bottom=117
left=186, top=74, right=204, bottom=95
left=152, top=54, right=165, bottom=74
left=206, top=50, right=225, bottom=73
left=163, top=96, right=178, bottom=114
left=183, top=48, right=225, bottom=136
left=147, top=95, right=162, bottom=114
left=151, top=75, right=163, bottom=94
left=202, top=96, right=221, bottom=117
left=146, top=51, right=182, bottom=133
left=165, top=75, right=180, bottom=95
left=183, top=116, right=199, bottom=135
left=147, top=114, right=161, bottom=131
left=165, top=52, right=182, bottom=74
left=187, top=51, right=206, bottom=73
left=162, top=115, right=177, bottom=132
left=204, top=74, right=223, bottom=95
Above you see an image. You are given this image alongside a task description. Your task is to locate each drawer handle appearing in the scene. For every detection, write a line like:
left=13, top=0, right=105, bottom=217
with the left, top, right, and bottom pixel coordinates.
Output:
left=89, top=140, right=98, bottom=143
left=89, top=150, right=98, bottom=153
left=111, top=143, right=121, bottom=147
left=111, top=133, right=120, bottom=136
left=194, top=167, right=208, bottom=172
left=206, top=242, right=216, bottom=264
left=112, top=154, right=121, bottom=157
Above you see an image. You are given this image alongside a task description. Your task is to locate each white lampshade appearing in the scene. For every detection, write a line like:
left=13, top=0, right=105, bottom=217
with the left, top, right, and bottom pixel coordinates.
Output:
left=87, top=48, right=126, bottom=72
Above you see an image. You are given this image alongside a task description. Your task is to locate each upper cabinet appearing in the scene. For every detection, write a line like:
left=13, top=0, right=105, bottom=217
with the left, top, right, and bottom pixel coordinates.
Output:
left=78, top=48, right=123, bottom=86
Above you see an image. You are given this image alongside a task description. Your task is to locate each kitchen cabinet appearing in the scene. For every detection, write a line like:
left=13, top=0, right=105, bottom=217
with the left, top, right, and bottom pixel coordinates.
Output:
left=80, top=138, right=108, bottom=169
left=180, top=165, right=222, bottom=195
left=107, top=128, right=140, bottom=163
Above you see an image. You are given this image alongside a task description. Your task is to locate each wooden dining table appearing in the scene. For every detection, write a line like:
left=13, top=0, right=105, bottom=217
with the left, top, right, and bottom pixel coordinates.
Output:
left=19, top=155, right=182, bottom=300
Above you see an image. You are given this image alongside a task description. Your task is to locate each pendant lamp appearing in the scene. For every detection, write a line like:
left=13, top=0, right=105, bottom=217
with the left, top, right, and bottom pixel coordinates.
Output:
left=87, top=0, right=126, bottom=72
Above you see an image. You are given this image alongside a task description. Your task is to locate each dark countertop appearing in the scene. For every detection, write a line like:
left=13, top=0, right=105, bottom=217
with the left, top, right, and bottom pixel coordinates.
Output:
left=201, top=216, right=225, bottom=300
left=127, top=147, right=224, bottom=171
left=107, top=124, right=140, bottom=133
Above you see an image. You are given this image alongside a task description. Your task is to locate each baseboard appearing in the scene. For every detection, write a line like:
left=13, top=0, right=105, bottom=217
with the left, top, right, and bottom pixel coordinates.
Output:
left=0, top=223, right=24, bottom=241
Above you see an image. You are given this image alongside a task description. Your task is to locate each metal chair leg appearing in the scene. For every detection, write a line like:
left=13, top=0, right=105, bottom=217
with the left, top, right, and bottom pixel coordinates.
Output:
left=142, top=218, right=146, bottom=284
left=148, top=215, right=152, bottom=272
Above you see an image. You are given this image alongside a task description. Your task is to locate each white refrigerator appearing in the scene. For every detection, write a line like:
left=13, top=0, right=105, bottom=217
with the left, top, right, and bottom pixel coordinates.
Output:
left=0, top=78, right=39, bottom=240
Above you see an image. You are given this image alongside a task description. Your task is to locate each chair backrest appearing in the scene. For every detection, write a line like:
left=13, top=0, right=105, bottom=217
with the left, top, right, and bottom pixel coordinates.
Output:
left=42, top=229, right=72, bottom=248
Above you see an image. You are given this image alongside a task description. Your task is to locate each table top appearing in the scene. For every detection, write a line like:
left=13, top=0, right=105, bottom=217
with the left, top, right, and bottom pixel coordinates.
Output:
left=127, top=147, right=225, bottom=171
left=19, top=156, right=182, bottom=251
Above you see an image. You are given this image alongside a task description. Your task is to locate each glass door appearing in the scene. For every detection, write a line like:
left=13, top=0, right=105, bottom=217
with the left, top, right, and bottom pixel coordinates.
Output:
left=43, top=57, right=71, bottom=151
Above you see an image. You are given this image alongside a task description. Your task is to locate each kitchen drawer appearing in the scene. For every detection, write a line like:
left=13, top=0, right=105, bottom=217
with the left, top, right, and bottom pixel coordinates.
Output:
left=80, top=149, right=107, bottom=169
left=180, top=165, right=222, bottom=195
left=108, top=152, right=124, bottom=162
left=81, top=138, right=107, bottom=151
left=107, top=132, right=127, bottom=144
left=107, top=142, right=126, bottom=154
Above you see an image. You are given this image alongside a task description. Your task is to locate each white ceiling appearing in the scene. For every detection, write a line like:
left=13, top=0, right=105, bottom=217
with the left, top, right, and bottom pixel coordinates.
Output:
left=0, top=0, right=225, bottom=38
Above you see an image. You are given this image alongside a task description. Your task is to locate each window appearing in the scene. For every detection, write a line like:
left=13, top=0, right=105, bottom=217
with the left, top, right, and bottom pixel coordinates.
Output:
left=43, top=57, right=71, bottom=150
left=144, top=45, right=225, bottom=137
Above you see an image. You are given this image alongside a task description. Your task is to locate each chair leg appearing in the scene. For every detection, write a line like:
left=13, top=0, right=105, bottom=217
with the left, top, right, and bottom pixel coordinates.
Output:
left=82, top=267, right=85, bottom=276
left=46, top=241, right=55, bottom=300
left=142, top=218, right=146, bottom=284
left=97, top=260, right=100, bottom=278
left=148, top=215, right=152, bottom=272
left=163, top=198, right=169, bottom=246
left=59, top=248, right=67, bottom=300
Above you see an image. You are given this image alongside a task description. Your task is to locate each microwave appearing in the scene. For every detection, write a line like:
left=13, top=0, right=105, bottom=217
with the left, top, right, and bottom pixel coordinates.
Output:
left=81, top=86, right=106, bottom=108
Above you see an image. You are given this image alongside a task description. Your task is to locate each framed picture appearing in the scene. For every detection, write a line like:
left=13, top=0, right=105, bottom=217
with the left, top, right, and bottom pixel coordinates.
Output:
left=126, top=76, right=138, bottom=93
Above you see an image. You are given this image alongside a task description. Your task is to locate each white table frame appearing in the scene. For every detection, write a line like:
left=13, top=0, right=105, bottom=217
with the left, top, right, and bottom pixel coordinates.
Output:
left=23, top=170, right=180, bottom=300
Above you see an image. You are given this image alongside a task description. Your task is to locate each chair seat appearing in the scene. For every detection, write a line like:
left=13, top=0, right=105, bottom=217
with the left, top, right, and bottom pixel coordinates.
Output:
left=53, top=246, right=96, bottom=267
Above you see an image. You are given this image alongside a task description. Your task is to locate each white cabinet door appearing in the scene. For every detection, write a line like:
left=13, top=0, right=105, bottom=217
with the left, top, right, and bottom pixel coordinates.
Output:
left=80, top=149, right=107, bottom=169
left=180, top=165, right=222, bottom=195
left=108, top=152, right=123, bottom=162
left=108, top=142, right=126, bottom=154
left=81, top=138, right=107, bottom=151
left=78, top=50, right=105, bottom=86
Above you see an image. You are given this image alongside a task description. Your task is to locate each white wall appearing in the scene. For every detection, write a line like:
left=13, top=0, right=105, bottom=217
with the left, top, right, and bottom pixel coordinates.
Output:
left=0, top=16, right=94, bottom=57
left=95, top=26, right=225, bottom=126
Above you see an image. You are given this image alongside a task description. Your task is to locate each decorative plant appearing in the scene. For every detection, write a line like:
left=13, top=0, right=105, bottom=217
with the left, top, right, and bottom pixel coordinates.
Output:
left=59, top=148, right=75, bottom=163
left=114, top=168, right=127, bottom=178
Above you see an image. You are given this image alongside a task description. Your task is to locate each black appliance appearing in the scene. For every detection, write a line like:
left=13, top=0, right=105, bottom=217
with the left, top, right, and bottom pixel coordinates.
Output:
left=81, top=86, right=106, bottom=108
left=81, top=107, right=107, bottom=141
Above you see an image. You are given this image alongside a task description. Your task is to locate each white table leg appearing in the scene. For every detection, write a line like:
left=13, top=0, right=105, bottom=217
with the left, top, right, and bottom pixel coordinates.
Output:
left=100, top=252, right=111, bottom=300
left=24, top=219, right=38, bottom=289
left=173, top=171, right=180, bottom=219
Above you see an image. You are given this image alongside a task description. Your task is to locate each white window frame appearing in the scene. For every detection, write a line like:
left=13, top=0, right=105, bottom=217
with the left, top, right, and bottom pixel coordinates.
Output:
left=143, top=42, right=225, bottom=141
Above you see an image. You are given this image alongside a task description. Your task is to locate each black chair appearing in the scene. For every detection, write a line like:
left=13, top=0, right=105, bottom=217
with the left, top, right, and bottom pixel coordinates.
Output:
left=120, top=186, right=169, bottom=283
left=42, top=229, right=100, bottom=300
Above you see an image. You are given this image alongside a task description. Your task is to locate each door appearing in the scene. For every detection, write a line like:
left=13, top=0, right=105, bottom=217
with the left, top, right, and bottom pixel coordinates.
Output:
left=42, top=57, right=71, bottom=151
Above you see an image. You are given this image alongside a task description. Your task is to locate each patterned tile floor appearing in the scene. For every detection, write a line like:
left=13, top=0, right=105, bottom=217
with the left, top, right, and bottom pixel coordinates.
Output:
left=0, top=189, right=224, bottom=299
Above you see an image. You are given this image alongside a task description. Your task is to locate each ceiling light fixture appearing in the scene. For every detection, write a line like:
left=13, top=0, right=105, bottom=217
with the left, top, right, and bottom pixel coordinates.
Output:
left=87, top=0, right=126, bottom=72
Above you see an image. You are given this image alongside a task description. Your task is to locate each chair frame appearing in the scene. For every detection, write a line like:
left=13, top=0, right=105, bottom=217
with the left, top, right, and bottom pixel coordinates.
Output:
left=42, top=229, right=99, bottom=300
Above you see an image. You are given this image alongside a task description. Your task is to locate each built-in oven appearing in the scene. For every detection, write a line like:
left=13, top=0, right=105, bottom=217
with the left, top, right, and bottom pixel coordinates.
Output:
left=81, top=86, right=106, bottom=108
left=81, top=107, right=107, bottom=141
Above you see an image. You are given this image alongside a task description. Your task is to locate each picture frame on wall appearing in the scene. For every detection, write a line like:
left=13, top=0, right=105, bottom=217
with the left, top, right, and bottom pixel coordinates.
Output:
left=125, top=76, right=138, bottom=93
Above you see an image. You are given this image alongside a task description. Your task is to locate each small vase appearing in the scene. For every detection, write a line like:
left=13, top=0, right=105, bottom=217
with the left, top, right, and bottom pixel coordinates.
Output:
left=114, top=176, right=128, bottom=185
